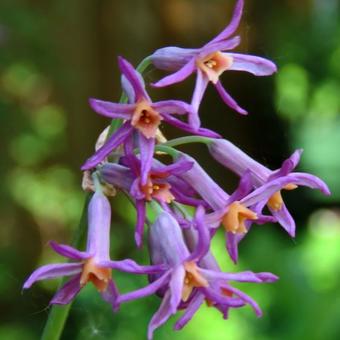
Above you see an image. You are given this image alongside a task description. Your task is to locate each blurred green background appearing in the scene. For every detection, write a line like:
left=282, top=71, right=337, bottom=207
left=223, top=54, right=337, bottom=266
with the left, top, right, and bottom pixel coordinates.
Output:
left=1, top=0, right=340, bottom=339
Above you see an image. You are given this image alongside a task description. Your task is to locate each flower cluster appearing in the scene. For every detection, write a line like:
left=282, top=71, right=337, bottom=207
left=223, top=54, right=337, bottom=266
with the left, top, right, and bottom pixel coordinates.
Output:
left=23, top=0, right=330, bottom=339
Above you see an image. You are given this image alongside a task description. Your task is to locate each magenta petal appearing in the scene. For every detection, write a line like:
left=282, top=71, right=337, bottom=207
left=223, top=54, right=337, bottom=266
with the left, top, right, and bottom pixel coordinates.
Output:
left=228, top=53, right=277, bottom=76
left=138, top=134, right=155, bottom=186
left=202, top=36, right=241, bottom=55
left=23, top=263, right=83, bottom=289
left=228, top=170, right=253, bottom=203
left=118, top=56, right=149, bottom=101
left=100, top=259, right=165, bottom=274
left=101, top=279, right=120, bottom=311
left=186, top=206, right=211, bottom=261
left=152, top=100, right=193, bottom=116
left=135, top=199, right=146, bottom=248
left=81, top=122, right=133, bottom=170
left=118, top=271, right=171, bottom=304
left=161, top=113, right=221, bottom=138
left=255, top=272, right=279, bottom=283
left=270, top=203, right=296, bottom=237
left=269, top=149, right=303, bottom=180
left=147, top=290, right=173, bottom=340
left=209, top=0, right=244, bottom=44
left=152, top=158, right=194, bottom=177
left=221, top=283, right=262, bottom=317
left=191, top=70, right=209, bottom=128
left=199, top=269, right=262, bottom=283
left=174, top=294, right=204, bottom=330
left=89, top=98, right=135, bottom=119
left=214, top=81, right=248, bottom=115
left=169, top=266, right=185, bottom=313
left=226, top=231, right=241, bottom=264
left=50, top=274, right=82, bottom=305
left=152, top=59, right=196, bottom=88
left=49, top=241, right=91, bottom=261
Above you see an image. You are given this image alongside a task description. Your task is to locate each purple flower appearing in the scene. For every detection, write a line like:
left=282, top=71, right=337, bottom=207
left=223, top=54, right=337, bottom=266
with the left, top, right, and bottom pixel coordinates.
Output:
left=117, top=207, right=277, bottom=339
left=100, top=154, right=202, bottom=247
left=81, top=57, right=219, bottom=178
left=23, top=191, right=163, bottom=307
left=150, top=0, right=277, bottom=128
left=208, top=139, right=331, bottom=236
left=177, top=151, right=328, bottom=262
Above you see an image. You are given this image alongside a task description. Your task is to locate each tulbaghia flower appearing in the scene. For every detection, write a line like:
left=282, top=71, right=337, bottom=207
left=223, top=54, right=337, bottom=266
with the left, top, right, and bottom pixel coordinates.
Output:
left=150, top=0, right=277, bottom=127
left=23, top=191, right=163, bottom=306
left=208, top=138, right=331, bottom=236
left=81, top=57, right=219, bottom=179
left=100, top=154, right=203, bottom=247
left=178, top=152, right=329, bottom=262
left=117, top=207, right=277, bottom=339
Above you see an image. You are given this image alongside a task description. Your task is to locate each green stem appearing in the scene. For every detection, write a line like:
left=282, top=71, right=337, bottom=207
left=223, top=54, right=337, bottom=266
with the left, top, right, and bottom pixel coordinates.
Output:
left=154, top=145, right=180, bottom=159
left=41, top=194, right=91, bottom=340
left=107, top=56, right=153, bottom=138
left=163, top=136, right=213, bottom=148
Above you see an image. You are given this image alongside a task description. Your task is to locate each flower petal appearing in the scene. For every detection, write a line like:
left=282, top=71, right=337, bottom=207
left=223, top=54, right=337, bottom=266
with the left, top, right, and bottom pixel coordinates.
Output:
left=118, top=271, right=171, bottom=304
left=49, top=241, right=91, bottom=261
left=81, top=122, right=133, bottom=170
left=270, top=203, right=296, bottom=237
left=50, top=274, right=82, bottom=305
left=138, top=134, right=155, bottom=185
left=227, top=53, right=277, bottom=76
left=209, top=0, right=244, bottom=44
left=101, top=279, right=120, bottom=311
left=161, top=113, right=221, bottom=138
left=118, top=56, right=149, bottom=101
left=169, top=265, right=186, bottom=313
left=100, top=259, right=165, bottom=274
left=135, top=199, right=146, bottom=248
left=23, top=263, right=83, bottom=289
left=270, top=149, right=303, bottom=180
left=147, top=290, right=173, bottom=340
left=214, top=81, right=248, bottom=115
left=191, top=70, right=209, bottom=128
left=199, top=269, right=262, bottom=283
left=152, top=59, right=196, bottom=88
left=152, top=100, right=193, bottom=116
left=174, top=293, right=205, bottom=330
left=89, top=98, right=135, bottom=119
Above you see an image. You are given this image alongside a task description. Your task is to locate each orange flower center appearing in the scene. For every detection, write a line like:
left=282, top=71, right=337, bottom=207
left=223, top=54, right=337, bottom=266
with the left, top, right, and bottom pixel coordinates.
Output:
left=140, top=176, right=175, bottom=203
left=131, top=100, right=162, bottom=139
left=222, top=201, right=258, bottom=234
left=182, top=261, right=209, bottom=302
left=267, top=183, right=298, bottom=211
left=197, top=51, right=234, bottom=84
left=79, top=258, right=112, bottom=293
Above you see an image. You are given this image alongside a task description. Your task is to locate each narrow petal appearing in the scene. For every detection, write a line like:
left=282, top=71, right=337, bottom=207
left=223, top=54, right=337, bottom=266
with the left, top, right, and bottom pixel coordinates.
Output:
left=214, top=81, right=248, bottom=115
left=152, top=100, right=193, bottom=116
left=226, top=231, right=241, bottom=264
left=199, top=269, right=262, bottom=283
left=270, top=149, right=303, bottom=179
left=169, top=265, right=186, bottom=313
left=255, top=272, right=279, bottom=283
left=162, top=113, right=221, bottom=138
left=174, top=293, right=205, bottom=330
left=23, top=263, right=83, bottom=289
left=201, top=36, right=241, bottom=55
left=100, top=163, right=134, bottom=190
left=118, top=271, right=171, bottom=304
left=190, top=70, right=209, bottom=128
left=227, top=53, right=277, bottom=76
left=209, top=0, right=244, bottom=44
left=135, top=199, right=146, bottom=248
left=227, top=170, right=253, bottom=203
left=270, top=203, right=296, bottom=237
left=186, top=206, right=211, bottom=261
left=118, top=56, right=149, bottom=101
left=101, top=279, right=120, bottom=311
left=147, top=290, right=173, bottom=340
left=89, top=98, right=135, bottom=119
left=81, top=122, right=132, bottom=170
left=49, top=241, right=91, bottom=261
left=152, top=59, right=196, bottom=88
left=138, top=134, right=155, bottom=185
left=202, top=287, right=245, bottom=307
left=50, top=274, right=82, bottom=305
left=221, top=283, right=262, bottom=317
left=152, top=158, right=194, bottom=177
left=100, top=259, right=166, bottom=274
